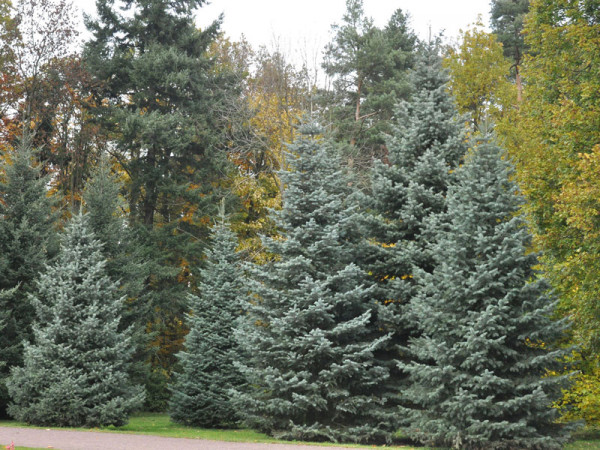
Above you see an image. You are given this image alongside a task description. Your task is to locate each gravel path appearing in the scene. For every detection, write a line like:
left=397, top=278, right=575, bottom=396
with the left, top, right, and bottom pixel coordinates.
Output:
left=0, top=427, right=366, bottom=450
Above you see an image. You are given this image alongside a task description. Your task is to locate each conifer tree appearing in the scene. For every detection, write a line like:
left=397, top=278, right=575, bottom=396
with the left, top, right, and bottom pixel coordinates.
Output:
left=490, top=0, right=529, bottom=100
left=7, top=213, right=144, bottom=427
left=402, top=139, right=573, bottom=449
left=169, top=219, right=245, bottom=427
left=322, top=0, right=416, bottom=166
left=83, top=160, right=146, bottom=304
left=0, top=136, right=58, bottom=418
left=84, top=0, right=237, bottom=401
left=82, top=161, right=150, bottom=393
left=370, top=41, right=467, bottom=279
left=235, top=125, right=395, bottom=444
left=365, top=43, right=468, bottom=423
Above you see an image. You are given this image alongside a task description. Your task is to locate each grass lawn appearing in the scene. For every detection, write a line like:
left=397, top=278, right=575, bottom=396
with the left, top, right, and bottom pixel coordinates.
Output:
left=1, top=413, right=599, bottom=449
left=0, top=413, right=418, bottom=449
left=1, top=447, right=49, bottom=450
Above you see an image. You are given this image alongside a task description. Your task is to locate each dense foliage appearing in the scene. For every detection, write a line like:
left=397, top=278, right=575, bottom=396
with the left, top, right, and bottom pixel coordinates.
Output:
left=494, top=0, right=600, bottom=424
left=7, top=213, right=144, bottom=427
left=0, top=0, right=590, bottom=442
left=0, top=135, right=58, bottom=418
left=234, top=127, right=396, bottom=444
left=322, top=0, right=416, bottom=167
left=84, top=0, right=237, bottom=402
left=170, top=221, right=245, bottom=427
left=402, top=139, right=572, bottom=449
left=366, top=42, right=468, bottom=426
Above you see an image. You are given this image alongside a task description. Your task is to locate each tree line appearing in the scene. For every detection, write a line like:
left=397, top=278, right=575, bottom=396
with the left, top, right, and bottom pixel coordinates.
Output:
left=0, top=0, right=598, bottom=448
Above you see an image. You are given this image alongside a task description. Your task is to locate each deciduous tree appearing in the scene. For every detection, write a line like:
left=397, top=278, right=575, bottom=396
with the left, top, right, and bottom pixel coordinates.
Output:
left=496, top=0, right=600, bottom=424
left=444, top=22, right=515, bottom=129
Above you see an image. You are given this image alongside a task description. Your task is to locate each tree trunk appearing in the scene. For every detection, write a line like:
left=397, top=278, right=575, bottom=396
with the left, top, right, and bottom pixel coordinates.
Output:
left=355, top=77, right=362, bottom=122
left=516, top=66, right=523, bottom=103
left=142, top=147, right=158, bottom=226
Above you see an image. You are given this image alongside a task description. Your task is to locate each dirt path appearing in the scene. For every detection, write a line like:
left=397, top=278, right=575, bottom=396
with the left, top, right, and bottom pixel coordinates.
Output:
left=0, top=427, right=365, bottom=450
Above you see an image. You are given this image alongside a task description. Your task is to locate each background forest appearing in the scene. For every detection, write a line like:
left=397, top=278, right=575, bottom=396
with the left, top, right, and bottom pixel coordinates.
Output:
left=0, top=0, right=599, bottom=448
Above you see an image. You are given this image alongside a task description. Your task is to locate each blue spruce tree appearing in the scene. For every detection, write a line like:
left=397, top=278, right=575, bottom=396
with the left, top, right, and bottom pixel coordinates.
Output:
left=169, top=219, right=245, bottom=427
left=365, top=42, right=468, bottom=425
left=369, top=41, right=467, bottom=302
left=7, top=213, right=144, bottom=427
left=82, top=161, right=152, bottom=404
left=235, top=125, right=394, bottom=444
left=402, top=138, right=573, bottom=449
left=0, top=136, right=58, bottom=418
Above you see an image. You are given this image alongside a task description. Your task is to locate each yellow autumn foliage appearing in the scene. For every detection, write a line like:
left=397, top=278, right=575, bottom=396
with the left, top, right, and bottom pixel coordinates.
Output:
left=495, top=0, right=600, bottom=425
left=444, top=20, right=516, bottom=129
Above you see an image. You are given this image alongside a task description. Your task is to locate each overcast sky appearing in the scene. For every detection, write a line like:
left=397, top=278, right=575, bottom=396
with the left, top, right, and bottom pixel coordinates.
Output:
left=77, top=1, right=490, bottom=64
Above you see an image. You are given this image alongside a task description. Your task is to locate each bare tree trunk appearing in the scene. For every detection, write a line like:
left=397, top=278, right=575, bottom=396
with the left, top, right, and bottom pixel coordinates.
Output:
left=516, top=69, right=523, bottom=103
left=355, top=77, right=362, bottom=122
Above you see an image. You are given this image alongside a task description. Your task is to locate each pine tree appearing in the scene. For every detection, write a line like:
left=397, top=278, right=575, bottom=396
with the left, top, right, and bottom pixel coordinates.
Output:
left=235, top=125, right=395, bottom=444
left=169, top=220, right=245, bottom=427
left=0, top=136, right=58, bottom=418
left=322, top=0, right=416, bottom=167
left=7, top=213, right=144, bottom=427
left=402, top=139, right=573, bottom=449
left=365, top=42, right=468, bottom=425
left=490, top=0, right=529, bottom=100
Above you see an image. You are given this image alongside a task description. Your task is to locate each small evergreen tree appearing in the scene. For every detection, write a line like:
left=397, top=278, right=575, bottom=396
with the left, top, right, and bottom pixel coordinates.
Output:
left=7, top=213, right=144, bottom=427
left=83, top=161, right=144, bottom=299
left=235, top=125, right=395, bottom=444
left=82, top=161, right=151, bottom=399
left=402, top=139, right=573, bottom=449
left=0, top=136, right=58, bottom=417
left=169, top=219, right=245, bottom=427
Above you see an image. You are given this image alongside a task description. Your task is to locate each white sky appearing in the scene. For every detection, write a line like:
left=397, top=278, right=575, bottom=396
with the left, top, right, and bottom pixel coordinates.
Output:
left=76, top=0, right=489, bottom=65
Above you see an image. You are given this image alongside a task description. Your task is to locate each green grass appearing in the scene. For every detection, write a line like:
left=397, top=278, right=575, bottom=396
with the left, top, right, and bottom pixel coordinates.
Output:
left=2, top=413, right=600, bottom=449
left=567, top=428, right=600, bottom=449
left=0, top=413, right=418, bottom=449
left=1, top=446, right=49, bottom=450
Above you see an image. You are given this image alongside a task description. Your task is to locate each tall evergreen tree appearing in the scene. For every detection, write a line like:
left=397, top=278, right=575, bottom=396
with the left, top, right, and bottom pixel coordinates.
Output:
left=490, top=0, right=529, bottom=100
left=7, top=213, right=144, bottom=427
left=84, top=0, right=231, bottom=228
left=365, top=43, right=468, bottom=424
left=235, top=125, right=395, bottom=444
left=169, top=219, right=245, bottom=427
left=322, top=0, right=416, bottom=167
left=402, top=139, right=573, bottom=449
left=0, top=136, right=58, bottom=418
left=83, top=0, right=237, bottom=403
left=490, top=0, right=529, bottom=65
left=370, top=41, right=467, bottom=278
